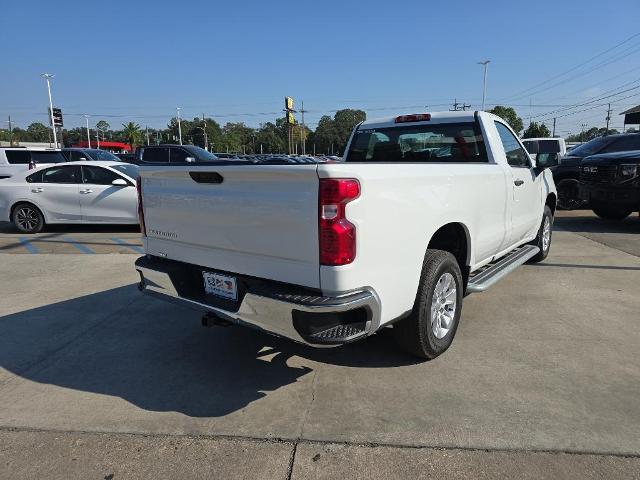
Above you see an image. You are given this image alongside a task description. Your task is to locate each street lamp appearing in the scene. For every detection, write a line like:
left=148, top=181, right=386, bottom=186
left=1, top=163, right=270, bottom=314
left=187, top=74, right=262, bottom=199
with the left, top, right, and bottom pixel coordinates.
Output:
left=84, top=115, right=91, bottom=148
left=40, top=73, right=58, bottom=148
left=177, top=107, right=182, bottom=145
left=477, top=60, right=490, bottom=111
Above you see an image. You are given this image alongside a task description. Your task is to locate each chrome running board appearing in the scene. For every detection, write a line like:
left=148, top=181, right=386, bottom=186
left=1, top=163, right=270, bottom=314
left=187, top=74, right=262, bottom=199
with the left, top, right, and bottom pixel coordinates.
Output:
left=467, top=245, right=539, bottom=293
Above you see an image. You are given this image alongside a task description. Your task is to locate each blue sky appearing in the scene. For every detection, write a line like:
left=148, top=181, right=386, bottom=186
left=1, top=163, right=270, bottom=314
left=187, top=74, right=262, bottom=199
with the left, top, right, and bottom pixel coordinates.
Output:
left=1, top=0, right=639, bottom=136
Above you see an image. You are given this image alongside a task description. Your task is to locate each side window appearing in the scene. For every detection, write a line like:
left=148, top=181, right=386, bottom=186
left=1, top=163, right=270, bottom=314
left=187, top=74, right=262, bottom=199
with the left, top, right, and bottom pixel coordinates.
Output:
left=82, top=166, right=121, bottom=185
left=495, top=122, right=530, bottom=168
left=141, top=147, right=169, bottom=163
left=169, top=147, right=191, bottom=163
left=68, top=151, right=88, bottom=162
left=604, top=136, right=640, bottom=153
left=30, top=151, right=67, bottom=164
left=41, top=166, right=80, bottom=184
left=5, top=150, right=31, bottom=164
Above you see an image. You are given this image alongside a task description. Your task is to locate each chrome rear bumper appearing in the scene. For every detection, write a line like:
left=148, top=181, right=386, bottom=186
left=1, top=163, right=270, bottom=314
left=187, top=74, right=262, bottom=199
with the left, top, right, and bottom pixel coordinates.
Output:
left=135, top=256, right=381, bottom=346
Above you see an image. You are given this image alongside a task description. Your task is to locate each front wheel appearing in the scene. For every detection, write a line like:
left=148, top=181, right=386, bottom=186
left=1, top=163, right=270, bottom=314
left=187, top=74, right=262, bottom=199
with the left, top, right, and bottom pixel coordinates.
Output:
left=592, top=203, right=633, bottom=221
left=393, top=250, right=463, bottom=360
left=12, top=203, right=44, bottom=233
left=556, top=178, right=585, bottom=210
left=528, top=206, right=553, bottom=263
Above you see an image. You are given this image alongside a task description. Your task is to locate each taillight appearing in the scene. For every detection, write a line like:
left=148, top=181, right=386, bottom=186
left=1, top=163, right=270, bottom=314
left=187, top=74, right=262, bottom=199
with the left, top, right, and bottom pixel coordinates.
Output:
left=319, top=178, right=360, bottom=266
left=136, top=176, right=146, bottom=236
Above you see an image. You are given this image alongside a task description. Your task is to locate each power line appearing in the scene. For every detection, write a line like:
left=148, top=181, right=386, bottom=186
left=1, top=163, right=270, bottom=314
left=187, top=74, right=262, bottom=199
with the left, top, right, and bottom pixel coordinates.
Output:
left=499, top=32, right=640, bottom=101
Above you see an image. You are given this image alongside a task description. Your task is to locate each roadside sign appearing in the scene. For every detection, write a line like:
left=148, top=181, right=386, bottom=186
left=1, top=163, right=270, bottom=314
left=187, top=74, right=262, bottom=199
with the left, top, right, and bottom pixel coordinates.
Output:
left=285, top=96, right=294, bottom=111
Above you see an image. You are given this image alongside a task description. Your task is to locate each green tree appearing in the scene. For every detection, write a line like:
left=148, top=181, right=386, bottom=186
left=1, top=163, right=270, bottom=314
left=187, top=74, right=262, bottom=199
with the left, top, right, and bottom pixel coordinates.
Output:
left=489, top=106, right=524, bottom=134
left=25, top=122, right=50, bottom=142
left=566, top=127, right=619, bottom=143
left=333, top=109, right=366, bottom=152
left=313, top=115, right=339, bottom=154
left=256, top=121, right=286, bottom=153
left=122, top=122, right=142, bottom=150
left=95, top=120, right=110, bottom=141
left=523, top=122, right=551, bottom=138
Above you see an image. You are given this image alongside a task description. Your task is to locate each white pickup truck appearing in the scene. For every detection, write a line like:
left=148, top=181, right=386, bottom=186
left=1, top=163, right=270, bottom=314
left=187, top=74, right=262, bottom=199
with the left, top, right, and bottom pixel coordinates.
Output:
left=135, top=111, right=558, bottom=359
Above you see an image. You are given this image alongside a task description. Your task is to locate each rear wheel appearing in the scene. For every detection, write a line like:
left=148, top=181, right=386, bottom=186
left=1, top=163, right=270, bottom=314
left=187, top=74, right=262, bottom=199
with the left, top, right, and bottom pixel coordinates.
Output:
left=556, top=178, right=585, bottom=210
left=591, top=203, right=633, bottom=221
left=393, top=250, right=463, bottom=360
left=12, top=203, right=44, bottom=234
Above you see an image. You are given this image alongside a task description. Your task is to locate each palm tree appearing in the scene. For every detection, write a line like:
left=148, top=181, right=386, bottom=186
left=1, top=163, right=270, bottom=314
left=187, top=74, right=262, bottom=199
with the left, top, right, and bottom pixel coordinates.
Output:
left=122, top=122, right=141, bottom=151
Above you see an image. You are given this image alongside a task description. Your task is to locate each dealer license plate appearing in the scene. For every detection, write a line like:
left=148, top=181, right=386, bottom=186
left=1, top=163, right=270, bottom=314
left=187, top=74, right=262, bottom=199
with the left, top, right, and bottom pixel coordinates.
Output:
left=202, top=271, right=237, bottom=300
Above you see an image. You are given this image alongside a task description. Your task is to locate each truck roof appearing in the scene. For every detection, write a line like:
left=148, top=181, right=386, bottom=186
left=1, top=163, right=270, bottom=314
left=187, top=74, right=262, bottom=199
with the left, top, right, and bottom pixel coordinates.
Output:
left=360, top=111, right=478, bottom=129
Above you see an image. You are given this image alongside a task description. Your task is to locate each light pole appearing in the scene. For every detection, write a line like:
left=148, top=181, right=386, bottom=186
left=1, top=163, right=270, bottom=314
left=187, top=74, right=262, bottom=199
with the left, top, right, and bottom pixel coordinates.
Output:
left=84, top=115, right=91, bottom=147
left=177, top=107, right=182, bottom=145
left=41, top=73, right=58, bottom=148
left=477, top=60, right=490, bottom=111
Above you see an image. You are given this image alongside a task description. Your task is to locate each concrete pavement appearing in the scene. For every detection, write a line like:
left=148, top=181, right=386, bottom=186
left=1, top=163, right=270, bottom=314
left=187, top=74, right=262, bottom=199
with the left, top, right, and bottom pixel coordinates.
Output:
left=0, top=212, right=639, bottom=478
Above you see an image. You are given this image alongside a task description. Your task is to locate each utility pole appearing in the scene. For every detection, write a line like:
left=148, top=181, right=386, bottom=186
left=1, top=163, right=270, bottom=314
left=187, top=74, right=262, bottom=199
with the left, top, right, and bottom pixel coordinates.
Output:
left=605, top=103, right=612, bottom=133
left=300, top=100, right=307, bottom=155
left=177, top=107, right=182, bottom=145
left=96, top=128, right=100, bottom=149
left=202, top=113, right=208, bottom=150
left=477, top=60, right=490, bottom=111
left=84, top=115, right=91, bottom=147
left=146, top=125, right=150, bottom=145
left=450, top=98, right=471, bottom=111
left=552, top=117, right=557, bottom=137
left=580, top=123, right=588, bottom=142
left=41, top=73, right=58, bottom=148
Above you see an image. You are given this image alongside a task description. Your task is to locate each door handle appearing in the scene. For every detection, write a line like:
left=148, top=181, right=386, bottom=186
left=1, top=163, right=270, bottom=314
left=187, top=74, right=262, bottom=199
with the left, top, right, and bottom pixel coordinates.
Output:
left=514, top=179, right=524, bottom=186
left=79, top=189, right=93, bottom=194
left=31, top=188, right=43, bottom=193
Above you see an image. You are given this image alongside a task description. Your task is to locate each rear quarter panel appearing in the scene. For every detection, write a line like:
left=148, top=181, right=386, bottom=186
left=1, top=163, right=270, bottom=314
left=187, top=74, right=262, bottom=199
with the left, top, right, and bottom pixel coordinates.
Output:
left=317, top=162, right=509, bottom=325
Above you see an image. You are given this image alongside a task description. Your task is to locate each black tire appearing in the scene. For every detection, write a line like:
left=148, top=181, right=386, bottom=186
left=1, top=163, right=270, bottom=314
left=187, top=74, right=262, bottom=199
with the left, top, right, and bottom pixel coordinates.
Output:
left=556, top=178, right=585, bottom=210
left=12, top=202, right=45, bottom=234
left=591, top=203, right=633, bottom=221
left=528, top=205, right=553, bottom=263
left=393, top=250, right=463, bottom=360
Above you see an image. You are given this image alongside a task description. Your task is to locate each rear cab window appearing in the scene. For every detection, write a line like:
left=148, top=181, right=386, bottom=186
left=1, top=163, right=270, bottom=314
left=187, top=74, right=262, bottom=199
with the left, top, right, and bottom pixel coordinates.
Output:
left=345, top=122, right=488, bottom=163
left=30, top=151, right=67, bottom=164
left=5, top=150, right=31, bottom=164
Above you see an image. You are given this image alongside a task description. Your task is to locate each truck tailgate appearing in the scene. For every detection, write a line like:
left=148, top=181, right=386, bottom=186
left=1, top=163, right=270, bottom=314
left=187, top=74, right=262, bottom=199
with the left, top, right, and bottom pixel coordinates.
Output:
left=140, top=164, right=320, bottom=288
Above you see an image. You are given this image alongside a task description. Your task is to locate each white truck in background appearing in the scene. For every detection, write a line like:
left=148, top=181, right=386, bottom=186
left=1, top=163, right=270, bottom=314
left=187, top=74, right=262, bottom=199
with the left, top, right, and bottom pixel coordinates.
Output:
left=135, top=111, right=557, bottom=359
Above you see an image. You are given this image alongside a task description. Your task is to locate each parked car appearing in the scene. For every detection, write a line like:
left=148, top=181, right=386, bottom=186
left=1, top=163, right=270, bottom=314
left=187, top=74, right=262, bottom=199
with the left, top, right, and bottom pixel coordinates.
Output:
left=554, top=134, right=640, bottom=210
left=0, top=161, right=139, bottom=233
left=61, top=148, right=123, bottom=162
left=134, top=111, right=558, bottom=360
left=136, top=144, right=219, bottom=163
left=579, top=150, right=640, bottom=220
left=0, top=147, right=66, bottom=179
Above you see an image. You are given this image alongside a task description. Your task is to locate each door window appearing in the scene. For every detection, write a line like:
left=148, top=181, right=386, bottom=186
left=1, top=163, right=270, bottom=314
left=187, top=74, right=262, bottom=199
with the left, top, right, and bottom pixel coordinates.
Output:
left=169, top=147, right=192, bottom=163
left=82, top=165, right=122, bottom=185
left=30, top=151, right=67, bottom=164
left=5, top=150, right=31, bottom=164
left=141, top=147, right=169, bottom=162
left=495, top=122, right=530, bottom=168
left=41, top=165, right=81, bottom=183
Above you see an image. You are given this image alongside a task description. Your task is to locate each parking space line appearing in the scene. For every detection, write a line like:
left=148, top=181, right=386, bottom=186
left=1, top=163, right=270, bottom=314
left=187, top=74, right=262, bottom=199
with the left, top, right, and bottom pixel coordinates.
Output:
left=62, top=237, right=95, bottom=254
left=18, top=237, right=40, bottom=254
left=111, top=237, right=144, bottom=254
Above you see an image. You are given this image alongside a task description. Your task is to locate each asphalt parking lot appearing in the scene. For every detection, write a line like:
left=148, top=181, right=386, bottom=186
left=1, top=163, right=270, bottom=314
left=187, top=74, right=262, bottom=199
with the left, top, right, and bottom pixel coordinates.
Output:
left=1, top=211, right=639, bottom=479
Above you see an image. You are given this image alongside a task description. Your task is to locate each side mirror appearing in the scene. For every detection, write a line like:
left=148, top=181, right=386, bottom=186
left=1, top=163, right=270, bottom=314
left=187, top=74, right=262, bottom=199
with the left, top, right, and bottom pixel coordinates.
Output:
left=185, top=156, right=196, bottom=163
left=535, top=153, right=559, bottom=171
left=112, top=178, right=128, bottom=186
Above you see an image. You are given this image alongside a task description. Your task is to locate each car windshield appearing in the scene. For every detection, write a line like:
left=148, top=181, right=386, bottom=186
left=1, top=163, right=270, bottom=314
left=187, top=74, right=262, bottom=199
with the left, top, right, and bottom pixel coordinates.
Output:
left=183, top=146, right=219, bottom=161
left=567, top=137, right=612, bottom=157
left=345, top=122, right=488, bottom=163
left=110, top=163, right=139, bottom=179
left=86, top=150, right=121, bottom=161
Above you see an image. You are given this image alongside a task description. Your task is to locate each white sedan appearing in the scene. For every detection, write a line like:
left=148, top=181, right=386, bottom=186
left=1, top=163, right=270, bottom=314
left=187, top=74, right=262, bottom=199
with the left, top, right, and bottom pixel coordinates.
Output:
left=0, top=161, right=139, bottom=233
